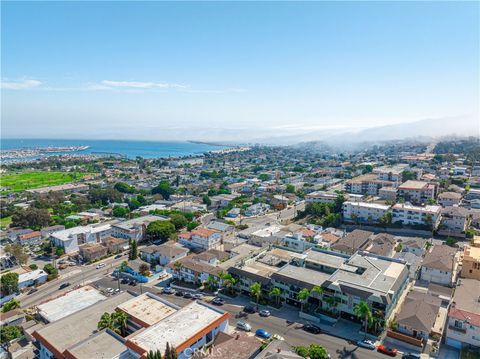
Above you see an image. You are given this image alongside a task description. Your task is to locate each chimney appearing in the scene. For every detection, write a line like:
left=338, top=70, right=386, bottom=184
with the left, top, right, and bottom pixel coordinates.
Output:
left=277, top=348, right=282, bottom=353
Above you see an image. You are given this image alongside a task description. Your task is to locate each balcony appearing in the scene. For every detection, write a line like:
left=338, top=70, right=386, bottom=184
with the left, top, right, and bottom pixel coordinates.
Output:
left=448, top=325, right=467, bottom=334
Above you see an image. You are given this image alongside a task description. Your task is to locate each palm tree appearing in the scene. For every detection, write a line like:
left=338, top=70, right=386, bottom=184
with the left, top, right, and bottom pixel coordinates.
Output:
left=269, top=287, right=282, bottom=307
left=353, top=300, right=372, bottom=337
left=173, top=261, right=184, bottom=279
left=297, top=288, right=310, bottom=312
left=250, top=282, right=262, bottom=309
left=113, top=310, right=129, bottom=337
left=205, top=274, right=218, bottom=291
left=97, top=312, right=116, bottom=333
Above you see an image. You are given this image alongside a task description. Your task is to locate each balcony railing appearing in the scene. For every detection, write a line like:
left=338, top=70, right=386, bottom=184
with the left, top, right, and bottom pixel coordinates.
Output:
left=448, top=325, right=467, bottom=334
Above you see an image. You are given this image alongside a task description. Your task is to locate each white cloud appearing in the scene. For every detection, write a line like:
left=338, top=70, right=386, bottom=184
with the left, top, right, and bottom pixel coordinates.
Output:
left=1, top=79, right=42, bottom=90
left=100, top=80, right=187, bottom=89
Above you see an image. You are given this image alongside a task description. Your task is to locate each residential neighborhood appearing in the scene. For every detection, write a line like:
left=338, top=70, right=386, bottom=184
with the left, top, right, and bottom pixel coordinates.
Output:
left=1, top=137, right=479, bottom=359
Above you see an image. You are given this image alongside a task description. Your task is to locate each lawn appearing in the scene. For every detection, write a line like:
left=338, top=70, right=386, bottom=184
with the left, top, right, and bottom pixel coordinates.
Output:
left=1, top=171, right=91, bottom=192
left=0, top=216, right=12, bottom=229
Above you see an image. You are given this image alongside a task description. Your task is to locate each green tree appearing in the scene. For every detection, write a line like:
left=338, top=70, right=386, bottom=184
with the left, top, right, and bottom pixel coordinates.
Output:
left=97, top=312, right=116, bottom=332
left=169, top=214, right=188, bottom=230
left=1, top=298, right=20, bottom=313
left=269, top=287, right=282, bottom=306
left=112, top=310, right=129, bottom=336
left=186, top=221, right=199, bottom=231
left=250, top=282, right=262, bottom=309
left=353, top=300, right=372, bottom=337
left=311, top=285, right=323, bottom=299
left=129, top=240, right=138, bottom=260
left=114, top=182, right=136, bottom=193
left=307, top=344, right=329, bottom=359
left=152, top=181, right=174, bottom=200
left=11, top=207, right=51, bottom=230
left=0, top=325, right=21, bottom=345
left=29, top=263, right=38, bottom=270
left=147, top=350, right=162, bottom=359
left=297, top=288, right=310, bottom=312
left=286, top=184, right=295, bottom=193
left=139, top=263, right=150, bottom=276
left=1, top=272, right=19, bottom=295
left=4, top=243, right=29, bottom=265
left=202, top=195, right=211, bottom=206
left=147, top=221, right=176, bottom=241
left=113, top=207, right=129, bottom=218
left=43, top=263, right=59, bottom=280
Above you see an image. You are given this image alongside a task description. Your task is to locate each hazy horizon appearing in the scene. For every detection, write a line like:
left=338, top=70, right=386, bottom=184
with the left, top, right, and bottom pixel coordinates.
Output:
left=1, top=2, right=479, bottom=141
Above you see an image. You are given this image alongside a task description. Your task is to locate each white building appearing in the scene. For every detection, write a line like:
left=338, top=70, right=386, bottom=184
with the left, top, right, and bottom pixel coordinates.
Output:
left=111, top=215, right=166, bottom=242
left=446, top=278, right=480, bottom=350
left=342, top=201, right=390, bottom=223
left=305, top=191, right=337, bottom=204
left=420, top=245, right=458, bottom=286
left=392, top=203, right=442, bottom=229
left=18, top=269, right=48, bottom=289
left=50, top=224, right=112, bottom=254
left=186, top=228, right=221, bottom=251
left=125, top=300, right=230, bottom=359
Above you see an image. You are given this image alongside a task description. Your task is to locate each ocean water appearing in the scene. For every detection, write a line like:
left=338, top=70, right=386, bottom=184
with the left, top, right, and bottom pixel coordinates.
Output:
left=1, top=138, right=227, bottom=159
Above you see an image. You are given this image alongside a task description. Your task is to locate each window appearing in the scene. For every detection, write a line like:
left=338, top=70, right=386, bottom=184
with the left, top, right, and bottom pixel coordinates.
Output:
left=454, top=320, right=463, bottom=329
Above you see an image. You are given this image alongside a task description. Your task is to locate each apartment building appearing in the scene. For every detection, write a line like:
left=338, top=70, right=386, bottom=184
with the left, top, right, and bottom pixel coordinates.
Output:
left=438, top=192, right=463, bottom=207
left=50, top=224, right=112, bottom=254
left=445, top=278, right=480, bottom=350
left=392, top=203, right=442, bottom=229
left=461, top=245, right=480, bottom=280
left=441, top=206, right=470, bottom=234
left=397, top=180, right=437, bottom=204
left=305, top=191, right=338, bottom=204
left=111, top=215, right=166, bottom=242
left=342, top=201, right=390, bottom=224
left=345, top=174, right=394, bottom=196
left=420, top=245, right=459, bottom=286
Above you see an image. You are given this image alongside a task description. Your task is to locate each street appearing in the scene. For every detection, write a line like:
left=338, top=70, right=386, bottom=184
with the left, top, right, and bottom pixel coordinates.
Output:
left=19, top=255, right=127, bottom=308
left=93, top=276, right=392, bottom=359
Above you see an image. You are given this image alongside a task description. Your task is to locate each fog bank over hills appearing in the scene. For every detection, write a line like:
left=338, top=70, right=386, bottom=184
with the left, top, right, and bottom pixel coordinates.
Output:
left=193, top=115, right=478, bottom=147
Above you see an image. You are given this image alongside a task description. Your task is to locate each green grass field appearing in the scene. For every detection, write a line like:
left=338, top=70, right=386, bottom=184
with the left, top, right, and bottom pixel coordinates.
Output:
left=1, top=171, right=91, bottom=192
left=0, top=216, right=12, bottom=229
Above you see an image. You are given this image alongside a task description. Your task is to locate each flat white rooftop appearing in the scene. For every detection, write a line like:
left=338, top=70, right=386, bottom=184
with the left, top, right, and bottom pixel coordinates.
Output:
left=117, top=293, right=179, bottom=327
left=37, top=286, right=106, bottom=322
left=128, top=301, right=227, bottom=354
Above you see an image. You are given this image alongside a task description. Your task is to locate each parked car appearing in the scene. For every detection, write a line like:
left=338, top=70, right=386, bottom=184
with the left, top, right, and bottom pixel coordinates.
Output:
left=107, top=287, right=114, bottom=293
left=96, top=263, right=106, bottom=269
left=243, top=305, right=256, bottom=314
left=236, top=321, right=252, bottom=331
left=193, top=293, right=204, bottom=299
left=259, top=310, right=271, bottom=317
left=302, top=323, right=321, bottom=334
left=114, top=254, right=122, bottom=259
left=183, top=292, right=193, bottom=299
left=377, top=345, right=398, bottom=356
left=59, top=282, right=71, bottom=289
left=357, top=339, right=376, bottom=350
left=121, top=278, right=129, bottom=284
left=211, top=297, right=225, bottom=306
left=175, top=291, right=184, bottom=296
left=255, top=329, right=271, bottom=339
left=162, top=287, right=175, bottom=294
left=272, top=334, right=285, bottom=341
left=129, top=280, right=137, bottom=286
left=27, top=288, right=38, bottom=295
left=402, top=354, right=421, bottom=359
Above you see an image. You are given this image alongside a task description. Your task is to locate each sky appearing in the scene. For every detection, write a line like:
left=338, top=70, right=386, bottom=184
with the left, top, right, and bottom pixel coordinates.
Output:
left=1, top=1, right=479, bottom=141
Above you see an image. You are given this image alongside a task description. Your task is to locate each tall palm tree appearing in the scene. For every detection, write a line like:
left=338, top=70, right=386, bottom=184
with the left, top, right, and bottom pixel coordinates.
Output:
left=113, top=310, right=129, bottom=337
left=297, top=288, right=310, bottom=312
left=97, top=312, right=116, bottom=333
left=173, top=261, right=184, bottom=279
left=205, top=274, right=218, bottom=291
left=353, top=300, right=372, bottom=337
left=250, top=282, right=262, bottom=309
left=269, top=287, right=282, bottom=307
